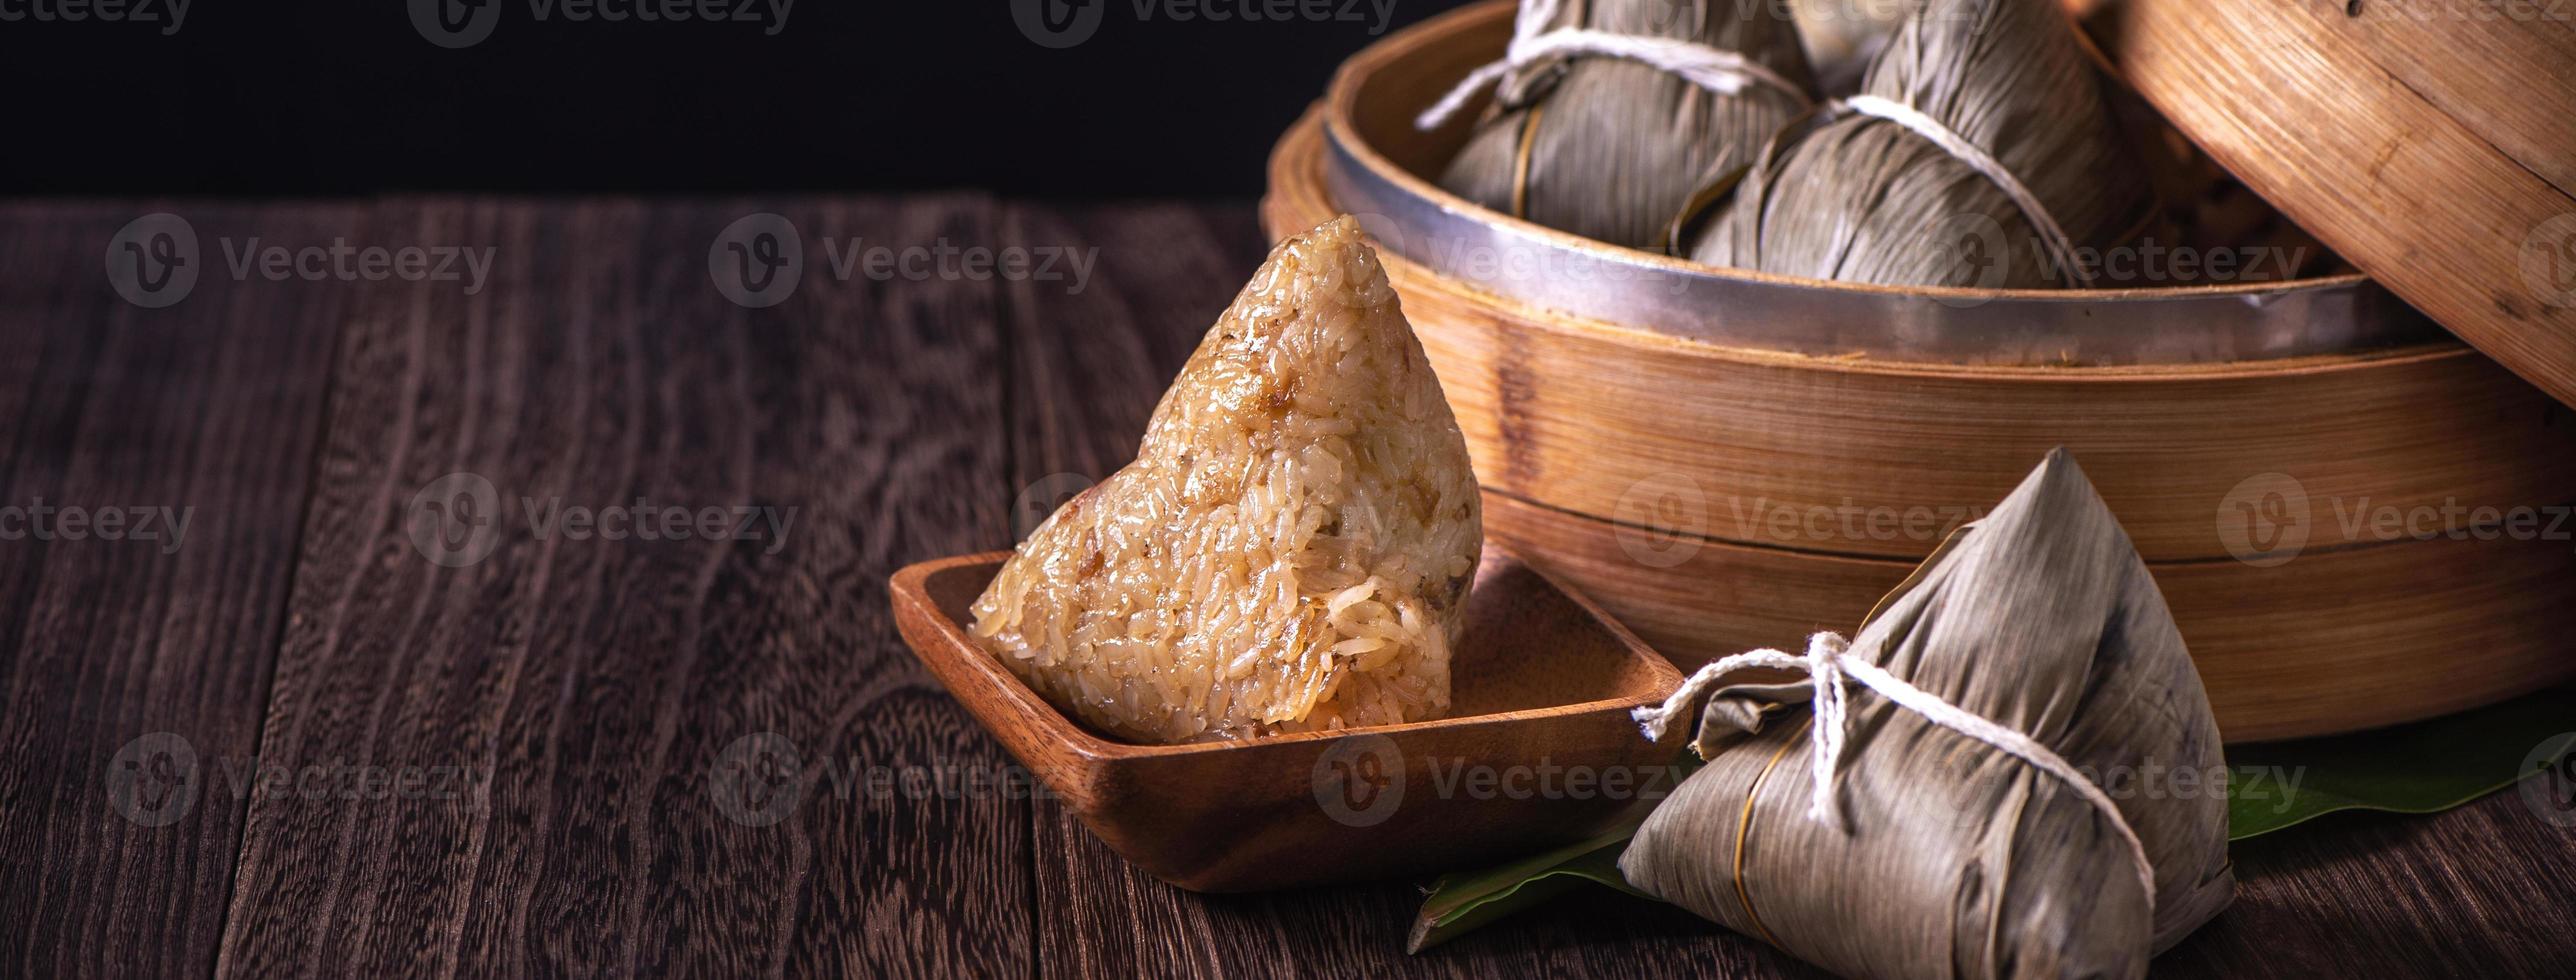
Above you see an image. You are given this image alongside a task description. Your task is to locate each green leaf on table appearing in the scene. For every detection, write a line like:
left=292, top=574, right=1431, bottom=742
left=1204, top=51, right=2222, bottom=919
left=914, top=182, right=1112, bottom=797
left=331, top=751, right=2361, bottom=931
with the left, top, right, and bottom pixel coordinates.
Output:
left=2223, top=688, right=2575, bottom=839
left=1405, top=822, right=1648, bottom=953
left=1407, top=688, right=2575, bottom=953
left=1406, top=749, right=1698, bottom=953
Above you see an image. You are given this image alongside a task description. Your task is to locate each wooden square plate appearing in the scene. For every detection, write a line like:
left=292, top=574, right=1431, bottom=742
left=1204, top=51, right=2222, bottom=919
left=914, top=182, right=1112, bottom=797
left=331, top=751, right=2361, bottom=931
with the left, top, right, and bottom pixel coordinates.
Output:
left=888, top=545, right=1687, bottom=892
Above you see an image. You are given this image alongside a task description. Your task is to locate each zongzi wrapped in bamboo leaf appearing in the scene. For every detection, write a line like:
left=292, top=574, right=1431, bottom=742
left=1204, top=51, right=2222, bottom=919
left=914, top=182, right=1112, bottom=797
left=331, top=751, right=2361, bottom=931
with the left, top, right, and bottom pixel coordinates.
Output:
left=1620, top=450, right=2232, bottom=980
left=1686, top=0, right=2150, bottom=287
left=1432, top=0, right=1816, bottom=250
left=970, top=216, right=1482, bottom=745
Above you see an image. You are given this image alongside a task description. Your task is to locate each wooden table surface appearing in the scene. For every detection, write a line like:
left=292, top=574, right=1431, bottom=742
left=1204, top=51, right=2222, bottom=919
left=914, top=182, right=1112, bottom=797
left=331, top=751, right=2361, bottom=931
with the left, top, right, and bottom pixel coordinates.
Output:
left=4, top=198, right=2572, bottom=979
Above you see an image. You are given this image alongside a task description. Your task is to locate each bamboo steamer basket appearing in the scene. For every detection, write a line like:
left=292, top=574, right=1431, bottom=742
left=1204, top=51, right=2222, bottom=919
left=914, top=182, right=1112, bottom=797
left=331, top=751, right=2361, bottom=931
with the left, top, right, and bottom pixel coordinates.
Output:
left=2107, top=0, right=2576, bottom=409
left=1259, top=0, right=2576, bottom=742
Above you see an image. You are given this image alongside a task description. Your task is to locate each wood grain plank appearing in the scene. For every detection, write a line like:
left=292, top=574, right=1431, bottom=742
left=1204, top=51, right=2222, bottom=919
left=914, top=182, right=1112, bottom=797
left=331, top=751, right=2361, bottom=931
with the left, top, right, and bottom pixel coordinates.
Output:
left=0, top=204, right=349, bottom=979
left=211, top=198, right=1035, bottom=978
left=5, top=196, right=2571, bottom=980
left=2165, top=791, right=2576, bottom=978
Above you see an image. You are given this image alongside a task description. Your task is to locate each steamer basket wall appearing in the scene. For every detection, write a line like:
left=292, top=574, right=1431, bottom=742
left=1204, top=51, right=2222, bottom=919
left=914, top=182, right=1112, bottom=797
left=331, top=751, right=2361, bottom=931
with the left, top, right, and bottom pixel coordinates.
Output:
left=1259, top=0, right=2576, bottom=742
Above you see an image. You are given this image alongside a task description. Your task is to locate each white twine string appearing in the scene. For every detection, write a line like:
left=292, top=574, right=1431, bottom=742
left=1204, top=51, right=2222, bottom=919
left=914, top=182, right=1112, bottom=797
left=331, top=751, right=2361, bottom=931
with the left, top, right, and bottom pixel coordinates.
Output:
left=1828, top=95, right=2094, bottom=286
left=1634, top=630, right=2157, bottom=912
left=1415, top=0, right=1813, bottom=132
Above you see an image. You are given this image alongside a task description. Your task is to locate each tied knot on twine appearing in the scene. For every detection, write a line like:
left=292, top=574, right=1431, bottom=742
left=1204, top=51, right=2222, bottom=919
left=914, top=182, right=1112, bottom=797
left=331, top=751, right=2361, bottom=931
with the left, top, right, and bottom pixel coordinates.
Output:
left=1632, top=630, right=2157, bottom=912
left=1414, top=0, right=1813, bottom=132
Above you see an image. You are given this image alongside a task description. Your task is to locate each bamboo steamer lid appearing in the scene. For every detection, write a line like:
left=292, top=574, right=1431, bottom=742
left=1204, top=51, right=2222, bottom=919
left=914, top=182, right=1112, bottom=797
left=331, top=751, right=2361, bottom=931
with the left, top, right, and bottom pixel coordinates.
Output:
left=2104, top=0, right=2576, bottom=406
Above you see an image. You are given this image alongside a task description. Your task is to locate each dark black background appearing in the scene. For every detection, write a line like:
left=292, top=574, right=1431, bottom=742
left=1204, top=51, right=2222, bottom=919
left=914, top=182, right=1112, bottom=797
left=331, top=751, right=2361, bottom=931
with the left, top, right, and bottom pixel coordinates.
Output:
left=2, top=0, right=1475, bottom=197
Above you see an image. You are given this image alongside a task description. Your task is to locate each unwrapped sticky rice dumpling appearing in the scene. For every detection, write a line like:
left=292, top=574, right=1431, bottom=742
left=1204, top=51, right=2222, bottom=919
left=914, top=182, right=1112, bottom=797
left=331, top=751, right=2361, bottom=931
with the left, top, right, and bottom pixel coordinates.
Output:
left=970, top=216, right=1482, bottom=744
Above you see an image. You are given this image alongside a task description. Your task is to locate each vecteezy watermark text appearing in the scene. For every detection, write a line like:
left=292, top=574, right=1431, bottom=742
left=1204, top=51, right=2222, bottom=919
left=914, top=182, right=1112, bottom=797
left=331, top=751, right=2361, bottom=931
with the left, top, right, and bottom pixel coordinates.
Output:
left=2353, top=0, right=2574, bottom=23
left=1911, top=757, right=2309, bottom=830
left=106, top=213, right=496, bottom=308
left=0, top=0, right=191, bottom=34
left=108, top=732, right=491, bottom=827
left=2050, top=240, right=2311, bottom=286
left=2084, top=763, right=2306, bottom=812
left=0, top=499, right=192, bottom=554
left=1310, top=733, right=1696, bottom=827
left=1607, top=473, right=1987, bottom=568
left=221, top=238, right=493, bottom=294
left=1013, top=0, right=1398, bottom=48
left=708, top=732, right=1072, bottom=826
left=1723, top=497, right=1984, bottom=546
left=708, top=213, right=1099, bottom=308
left=405, top=471, right=797, bottom=567
left=822, top=237, right=1097, bottom=291
left=2218, top=471, right=2576, bottom=565
left=410, top=0, right=794, bottom=49
left=1919, top=215, right=2313, bottom=306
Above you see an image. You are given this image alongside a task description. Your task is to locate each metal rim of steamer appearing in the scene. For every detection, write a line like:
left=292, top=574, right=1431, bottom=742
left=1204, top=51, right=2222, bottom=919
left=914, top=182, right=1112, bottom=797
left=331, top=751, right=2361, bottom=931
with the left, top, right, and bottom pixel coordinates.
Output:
left=1322, top=122, right=2445, bottom=368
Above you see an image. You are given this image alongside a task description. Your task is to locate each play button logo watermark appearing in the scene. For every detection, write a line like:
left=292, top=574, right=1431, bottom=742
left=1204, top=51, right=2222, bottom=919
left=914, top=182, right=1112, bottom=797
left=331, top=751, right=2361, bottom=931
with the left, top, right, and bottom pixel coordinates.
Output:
left=1926, top=212, right=2008, bottom=308
left=2523, top=733, right=2576, bottom=829
left=105, top=213, right=200, bottom=309
left=712, top=732, right=807, bottom=827
left=710, top=213, right=804, bottom=308
left=107, top=732, right=200, bottom=828
left=1312, top=733, right=1404, bottom=827
left=1013, top=0, right=1103, bottom=48
left=2216, top=472, right=2310, bottom=567
left=408, top=471, right=503, bottom=568
left=410, top=0, right=503, bottom=48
